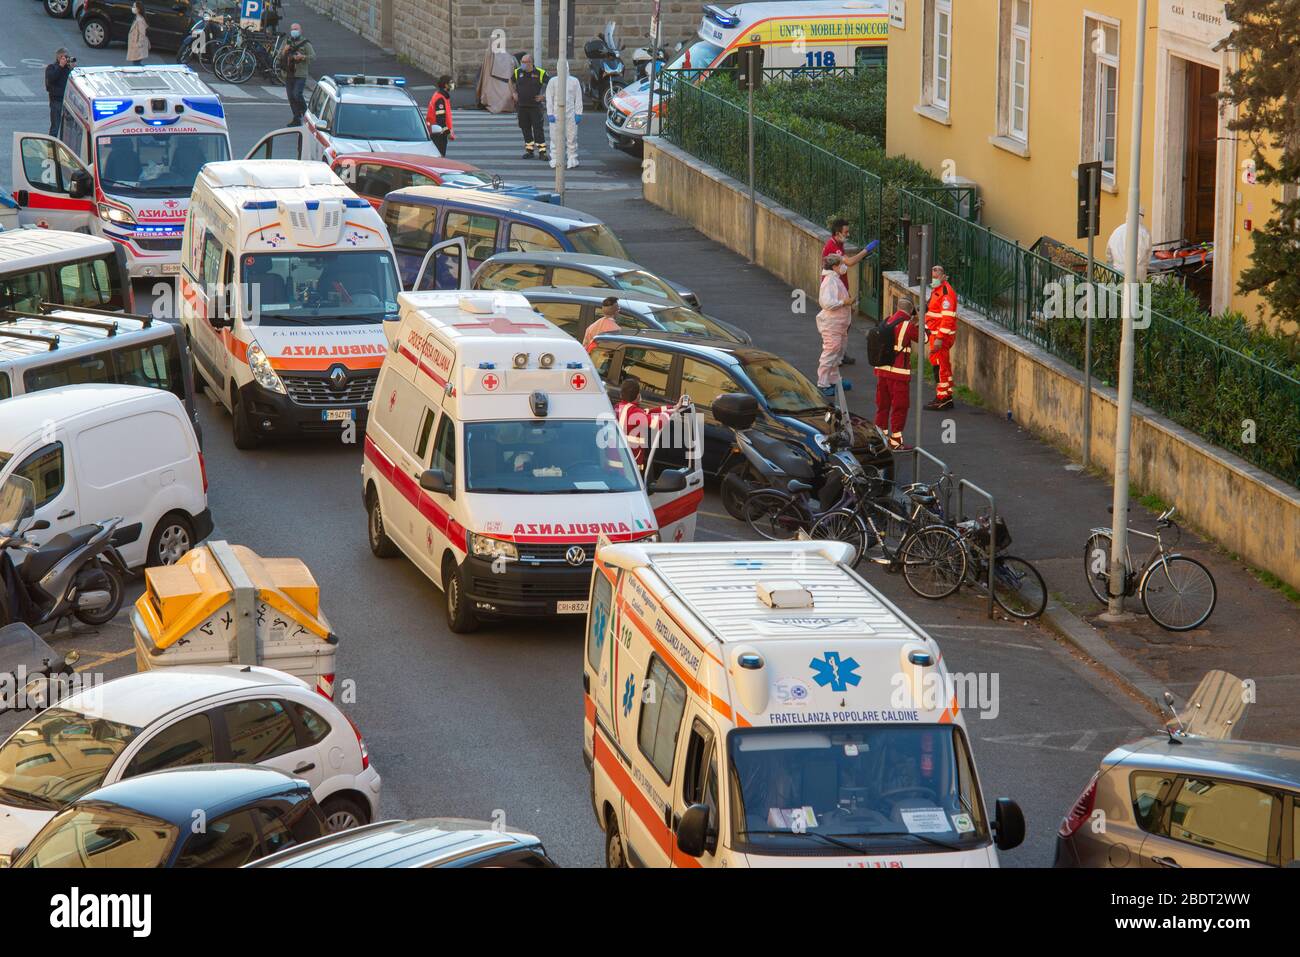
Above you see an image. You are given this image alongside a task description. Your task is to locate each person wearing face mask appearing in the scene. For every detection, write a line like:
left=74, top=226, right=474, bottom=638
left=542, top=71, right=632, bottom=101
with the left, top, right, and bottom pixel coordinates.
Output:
left=815, top=253, right=857, bottom=398
left=923, top=265, right=958, bottom=411
left=280, top=23, right=315, bottom=127
left=45, top=48, right=74, bottom=138
left=126, top=4, right=150, bottom=66
left=822, top=220, right=878, bottom=367
left=426, top=76, right=455, bottom=154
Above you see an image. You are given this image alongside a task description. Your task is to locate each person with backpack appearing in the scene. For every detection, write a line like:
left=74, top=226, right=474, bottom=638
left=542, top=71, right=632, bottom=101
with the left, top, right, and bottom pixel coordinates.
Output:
left=280, top=24, right=315, bottom=127
left=870, top=298, right=921, bottom=451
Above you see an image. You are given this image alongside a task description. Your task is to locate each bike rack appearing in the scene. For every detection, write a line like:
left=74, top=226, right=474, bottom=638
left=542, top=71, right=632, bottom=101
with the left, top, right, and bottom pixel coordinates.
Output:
left=902, top=447, right=952, bottom=515
left=956, top=479, right=997, bottom=619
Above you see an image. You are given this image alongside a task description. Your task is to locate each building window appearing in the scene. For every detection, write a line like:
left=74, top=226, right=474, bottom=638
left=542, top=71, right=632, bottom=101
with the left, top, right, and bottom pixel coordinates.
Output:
left=1082, top=16, right=1121, bottom=181
left=920, top=0, right=954, bottom=115
left=999, top=0, right=1032, bottom=142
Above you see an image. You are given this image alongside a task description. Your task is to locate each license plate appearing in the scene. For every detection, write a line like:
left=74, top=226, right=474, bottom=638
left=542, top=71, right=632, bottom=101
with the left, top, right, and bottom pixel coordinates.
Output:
left=557, top=600, right=589, bottom=615
left=161, top=262, right=181, bottom=275
left=321, top=409, right=354, bottom=422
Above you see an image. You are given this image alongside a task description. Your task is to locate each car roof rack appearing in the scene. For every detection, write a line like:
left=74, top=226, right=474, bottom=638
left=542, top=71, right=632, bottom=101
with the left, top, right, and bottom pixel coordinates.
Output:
left=40, top=300, right=153, bottom=329
left=0, top=316, right=60, bottom=351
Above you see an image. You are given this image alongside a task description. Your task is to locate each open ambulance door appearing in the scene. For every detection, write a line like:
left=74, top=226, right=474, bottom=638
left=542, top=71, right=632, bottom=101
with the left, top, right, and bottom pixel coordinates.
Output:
left=412, top=237, right=471, bottom=292
left=244, top=127, right=308, bottom=161
left=10, top=132, right=95, bottom=232
left=644, top=401, right=704, bottom=544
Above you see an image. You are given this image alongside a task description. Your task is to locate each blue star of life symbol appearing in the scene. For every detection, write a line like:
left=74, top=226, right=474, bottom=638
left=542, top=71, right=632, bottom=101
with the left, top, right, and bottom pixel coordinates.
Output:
left=591, top=603, right=608, bottom=655
left=622, top=674, right=636, bottom=716
left=809, top=651, right=861, bottom=692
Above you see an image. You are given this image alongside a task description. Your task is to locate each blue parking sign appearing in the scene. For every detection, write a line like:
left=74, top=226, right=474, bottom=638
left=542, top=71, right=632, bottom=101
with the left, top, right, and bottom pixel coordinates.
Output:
left=241, top=0, right=264, bottom=24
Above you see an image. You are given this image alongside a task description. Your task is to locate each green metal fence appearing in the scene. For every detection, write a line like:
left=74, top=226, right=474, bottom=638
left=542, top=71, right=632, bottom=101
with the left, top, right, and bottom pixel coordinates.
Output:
left=661, top=78, right=884, bottom=320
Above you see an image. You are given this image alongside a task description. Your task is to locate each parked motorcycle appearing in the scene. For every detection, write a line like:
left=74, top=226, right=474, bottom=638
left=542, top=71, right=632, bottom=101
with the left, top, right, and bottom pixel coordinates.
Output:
left=584, top=22, right=626, bottom=109
left=0, top=475, right=128, bottom=631
left=0, top=622, right=78, bottom=713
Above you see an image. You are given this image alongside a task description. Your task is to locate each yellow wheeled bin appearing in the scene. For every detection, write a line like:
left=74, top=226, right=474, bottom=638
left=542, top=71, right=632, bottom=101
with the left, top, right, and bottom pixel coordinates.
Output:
left=131, top=540, right=339, bottom=698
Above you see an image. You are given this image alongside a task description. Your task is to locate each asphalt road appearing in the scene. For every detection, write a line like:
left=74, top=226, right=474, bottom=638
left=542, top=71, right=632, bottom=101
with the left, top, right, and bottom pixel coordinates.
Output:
left=1, top=1, right=1157, bottom=868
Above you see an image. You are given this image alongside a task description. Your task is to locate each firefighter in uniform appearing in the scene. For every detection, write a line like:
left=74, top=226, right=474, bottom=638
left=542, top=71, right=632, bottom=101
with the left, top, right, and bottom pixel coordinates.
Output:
left=511, top=54, right=548, bottom=160
left=924, top=265, right=958, bottom=411
left=873, top=299, right=920, bottom=451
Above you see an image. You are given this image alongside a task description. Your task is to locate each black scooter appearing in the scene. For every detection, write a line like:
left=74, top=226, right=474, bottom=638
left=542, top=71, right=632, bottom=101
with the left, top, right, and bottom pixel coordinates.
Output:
left=0, top=622, right=79, bottom=713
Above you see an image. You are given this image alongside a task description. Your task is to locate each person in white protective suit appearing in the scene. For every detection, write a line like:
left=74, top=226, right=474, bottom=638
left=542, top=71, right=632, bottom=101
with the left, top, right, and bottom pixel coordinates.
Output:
left=545, top=70, right=584, bottom=169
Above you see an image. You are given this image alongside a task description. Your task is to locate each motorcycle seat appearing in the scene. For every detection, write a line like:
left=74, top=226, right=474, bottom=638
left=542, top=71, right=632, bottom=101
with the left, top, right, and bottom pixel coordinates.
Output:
left=21, top=525, right=100, bottom=583
left=748, top=432, right=815, bottom=481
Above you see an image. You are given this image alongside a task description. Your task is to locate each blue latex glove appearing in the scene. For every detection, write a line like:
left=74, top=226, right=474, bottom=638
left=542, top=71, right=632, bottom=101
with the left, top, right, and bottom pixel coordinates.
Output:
left=547, top=114, right=556, bottom=123
left=575, top=114, right=582, bottom=124
left=864, top=239, right=880, bottom=254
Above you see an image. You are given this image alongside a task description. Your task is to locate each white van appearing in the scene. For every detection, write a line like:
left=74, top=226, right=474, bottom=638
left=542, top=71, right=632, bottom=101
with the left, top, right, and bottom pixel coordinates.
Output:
left=0, top=384, right=210, bottom=569
left=583, top=539, right=1026, bottom=867
left=607, top=1, right=889, bottom=153
left=363, top=290, right=704, bottom=633
left=10, top=66, right=232, bottom=280
left=179, top=160, right=403, bottom=449
left=0, top=229, right=131, bottom=315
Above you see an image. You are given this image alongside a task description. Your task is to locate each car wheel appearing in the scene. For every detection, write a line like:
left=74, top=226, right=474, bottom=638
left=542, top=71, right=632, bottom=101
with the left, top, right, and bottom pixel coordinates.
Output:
left=82, top=15, right=111, bottom=48
left=231, top=385, right=259, bottom=450
left=44, top=0, right=72, bottom=18
left=366, top=487, right=398, bottom=558
left=147, top=512, right=195, bottom=567
left=443, top=556, right=479, bottom=634
left=320, top=795, right=369, bottom=833
left=604, top=812, right=628, bottom=868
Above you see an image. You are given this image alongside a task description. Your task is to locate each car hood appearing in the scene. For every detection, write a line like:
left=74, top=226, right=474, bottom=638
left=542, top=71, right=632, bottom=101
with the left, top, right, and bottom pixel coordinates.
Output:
left=250, top=324, right=389, bottom=373
left=0, top=802, right=56, bottom=858
left=465, top=490, right=657, bottom=542
left=333, top=139, right=443, bottom=158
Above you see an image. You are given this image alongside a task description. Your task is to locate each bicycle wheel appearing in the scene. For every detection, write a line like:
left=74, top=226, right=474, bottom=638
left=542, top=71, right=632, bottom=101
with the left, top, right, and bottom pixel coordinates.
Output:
left=900, top=525, right=967, bottom=600
left=991, top=555, right=1048, bottom=619
left=743, top=490, right=801, bottom=541
left=1141, top=555, right=1216, bottom=631
left=219, top=47, right=255, bottom=84
left=809, top=510, right=867, bottom=566
left=1082, top=532, right=1116, bottom=604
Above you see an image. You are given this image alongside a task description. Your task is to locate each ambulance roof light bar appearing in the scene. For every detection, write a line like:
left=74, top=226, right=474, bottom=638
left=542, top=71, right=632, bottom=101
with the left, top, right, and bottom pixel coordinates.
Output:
left=331, top=73, right=407, bottom=86
left=703, top=4, right=741, bottom=28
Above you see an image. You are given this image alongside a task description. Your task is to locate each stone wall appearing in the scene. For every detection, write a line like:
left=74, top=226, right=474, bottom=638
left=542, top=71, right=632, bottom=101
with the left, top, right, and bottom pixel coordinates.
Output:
left=304, top=0, right=700, bottom=86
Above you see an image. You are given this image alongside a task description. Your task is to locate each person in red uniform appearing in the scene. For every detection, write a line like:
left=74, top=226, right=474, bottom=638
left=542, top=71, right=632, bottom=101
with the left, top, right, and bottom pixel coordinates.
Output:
left=425, top=75, right=455, bottom=155
left=923, top=265, right=958, bottom=411
left=873, top=298, right=920, bottom=451
left=821, top=220, right=879, bottom=367
left=613, top=377, right=688, bottom=469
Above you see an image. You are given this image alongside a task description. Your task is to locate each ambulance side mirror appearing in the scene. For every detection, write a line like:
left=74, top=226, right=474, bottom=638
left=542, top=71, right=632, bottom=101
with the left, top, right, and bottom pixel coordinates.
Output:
left=675, top=803, right=712, bottom=858
left=648, top=468, right=687, bottom=494
left=419, top=468, right=453, bottom=497
left=993, top=797, right=1025, bottom=851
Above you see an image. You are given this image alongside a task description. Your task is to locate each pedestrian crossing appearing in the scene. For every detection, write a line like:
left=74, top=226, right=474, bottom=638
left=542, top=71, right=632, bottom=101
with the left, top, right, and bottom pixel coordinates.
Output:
left=446, top=110, right=626, bottom=192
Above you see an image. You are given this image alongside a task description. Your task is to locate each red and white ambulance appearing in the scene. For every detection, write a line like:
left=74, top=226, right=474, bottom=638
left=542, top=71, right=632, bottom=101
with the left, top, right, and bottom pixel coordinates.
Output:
left=362, top=289, right=703, bottom=633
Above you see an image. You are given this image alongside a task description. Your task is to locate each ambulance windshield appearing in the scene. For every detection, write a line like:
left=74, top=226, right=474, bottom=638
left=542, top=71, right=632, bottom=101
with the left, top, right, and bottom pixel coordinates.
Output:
left=727, top=725, right=990, bottom=855
left=464, top=419, right=641, bottom=494
left=241, top=251, right=401, bottom=324
left=666, top=39, right=724, bottom=77
left=95, top=133, right=230, bottom=196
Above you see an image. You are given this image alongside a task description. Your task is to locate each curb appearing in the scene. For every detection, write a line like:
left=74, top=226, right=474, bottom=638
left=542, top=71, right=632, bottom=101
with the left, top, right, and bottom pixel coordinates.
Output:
left=1039, top=599, right=1167, bottom=710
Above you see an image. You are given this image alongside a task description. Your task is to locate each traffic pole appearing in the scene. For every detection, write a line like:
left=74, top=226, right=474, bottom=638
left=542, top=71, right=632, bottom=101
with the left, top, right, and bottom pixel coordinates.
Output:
left=1104, top=0, right=1148, bottom=620
left=1083, top=163, right=1096, bottom=468
left=532, top=0, right=542, bottom=65
left=554, top=0, right=568, bottom=203
left=913, top=225, right=931, bottom=453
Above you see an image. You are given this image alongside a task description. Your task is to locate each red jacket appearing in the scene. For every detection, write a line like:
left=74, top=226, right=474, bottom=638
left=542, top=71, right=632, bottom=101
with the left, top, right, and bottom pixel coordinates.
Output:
left=425, top=90, right=454, bottom=136
left=614, top=401, right=673, bottom=467
left=925, top=280, right=958, bottom=345
left=874, top=311, right=920, bottom=380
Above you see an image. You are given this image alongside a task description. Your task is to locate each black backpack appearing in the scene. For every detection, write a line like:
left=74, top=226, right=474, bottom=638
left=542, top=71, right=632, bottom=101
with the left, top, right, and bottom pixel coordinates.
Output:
left=866, top=313, right=908, bottom=367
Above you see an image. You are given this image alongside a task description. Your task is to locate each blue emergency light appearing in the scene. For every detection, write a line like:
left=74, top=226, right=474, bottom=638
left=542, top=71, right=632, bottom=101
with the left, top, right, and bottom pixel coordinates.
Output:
left=342, top=198, right=369, bottom=208
left=241, top=200, right=278, bottom=210
left=182, top=97, right=225, bottom=120
left=478, top=362, right=496, bottom=369
left=566, top=361, right=583, bottom=369
left=92, top=99, right=132, bottom=120
left=703, top=5, right=740, bottom=28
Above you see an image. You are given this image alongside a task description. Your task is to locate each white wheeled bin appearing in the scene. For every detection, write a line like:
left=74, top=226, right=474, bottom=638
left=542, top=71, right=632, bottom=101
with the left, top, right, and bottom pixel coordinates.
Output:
left=131, top=540, right=339, bottom=698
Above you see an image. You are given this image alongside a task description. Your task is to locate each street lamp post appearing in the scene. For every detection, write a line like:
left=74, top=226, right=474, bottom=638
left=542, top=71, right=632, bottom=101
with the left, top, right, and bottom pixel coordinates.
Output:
left=554, top=0, right=569, bottom=202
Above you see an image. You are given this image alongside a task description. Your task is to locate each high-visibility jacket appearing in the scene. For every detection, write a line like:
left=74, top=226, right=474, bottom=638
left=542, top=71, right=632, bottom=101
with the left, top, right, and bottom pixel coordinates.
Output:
left=512, top=67, right=547, bottom=104
left=425, top=89, right=453, bottom=135
left=873, top=313, right=920, bottom=380
left=925, top=280, right=958, bottom=342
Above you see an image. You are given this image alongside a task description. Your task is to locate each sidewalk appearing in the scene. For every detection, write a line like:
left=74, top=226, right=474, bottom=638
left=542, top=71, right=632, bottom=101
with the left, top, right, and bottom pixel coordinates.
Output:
left=576, top=183, right=1300, bottom=747
left=283, top=1, right=437, bottom=89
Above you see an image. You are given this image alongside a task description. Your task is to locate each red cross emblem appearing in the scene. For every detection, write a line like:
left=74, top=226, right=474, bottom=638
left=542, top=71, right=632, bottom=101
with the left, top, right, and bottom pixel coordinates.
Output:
left=426, top=526, right=434, bottom=551
left=674, top=526, right=684, bottom=543
left=388, top=390, right=397, bottom=412
left=569, top=372, right=587, bottom=390
left=481, top=372, right=500, bottom=391
left=453, top=316, right=547, bottom=335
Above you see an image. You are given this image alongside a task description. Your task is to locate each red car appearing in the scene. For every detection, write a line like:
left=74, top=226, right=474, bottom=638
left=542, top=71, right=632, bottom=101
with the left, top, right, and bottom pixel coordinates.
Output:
left=328, top=152, right=557, bottom=209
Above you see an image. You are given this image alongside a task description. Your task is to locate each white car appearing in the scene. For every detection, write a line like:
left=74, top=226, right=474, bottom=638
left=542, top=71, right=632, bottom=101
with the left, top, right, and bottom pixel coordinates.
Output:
left=0, top=665, right=381, bottom=863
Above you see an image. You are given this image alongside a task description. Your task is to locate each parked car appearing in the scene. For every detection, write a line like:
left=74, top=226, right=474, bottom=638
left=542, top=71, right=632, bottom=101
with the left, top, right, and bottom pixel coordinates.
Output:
left=588, top=330, right=893, bottom=510
left=472, top=251, right=700, bottom=310
left=0, top=385, right=210, bottom=568
left=379, top=186, right=640, bottom=287
left=0, top=664, right=380, bottom=857
left=247, top=817, right=559, bottom=868
left=78, top=0, right=196, bottom=50
left=1055, top=733, right=1300, bottom=868
left=518, top=286, right=750, bottom=344
left=0, top=229, right=130, bottom=314
left=7, top=765, right=327, bottom=868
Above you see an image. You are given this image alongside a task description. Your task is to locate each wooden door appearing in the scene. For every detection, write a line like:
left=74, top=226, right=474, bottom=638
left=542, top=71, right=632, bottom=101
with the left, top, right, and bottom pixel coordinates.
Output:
left=1183, top=63, right=1220, bottom=244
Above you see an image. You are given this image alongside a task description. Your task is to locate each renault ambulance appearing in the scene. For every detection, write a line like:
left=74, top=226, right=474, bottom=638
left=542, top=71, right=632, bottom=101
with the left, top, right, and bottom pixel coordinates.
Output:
left=607, top=1, right=888, bottom=154
left=363, top=289, right=704, bottom=634
left=178, top=160, right=402, bottom=448
left=582, top=538, right=1027, bottom=867
left=11, top=66, right=232, bottom=279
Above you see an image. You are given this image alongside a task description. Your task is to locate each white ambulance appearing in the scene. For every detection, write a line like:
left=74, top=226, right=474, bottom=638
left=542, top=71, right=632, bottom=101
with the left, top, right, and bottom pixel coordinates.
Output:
left=582, top=539, right=1027, bottom=867
left=607, top=0, right=889, bottom=153
left=178, top=160, right=403, bottom=449
left=11, top=66, right=232, bottom=279
left=363, top=290, right=704, bottom=633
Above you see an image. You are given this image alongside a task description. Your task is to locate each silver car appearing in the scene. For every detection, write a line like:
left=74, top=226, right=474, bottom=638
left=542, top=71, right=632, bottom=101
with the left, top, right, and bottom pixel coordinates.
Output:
left=1054, top=734, right=1300, bottom=868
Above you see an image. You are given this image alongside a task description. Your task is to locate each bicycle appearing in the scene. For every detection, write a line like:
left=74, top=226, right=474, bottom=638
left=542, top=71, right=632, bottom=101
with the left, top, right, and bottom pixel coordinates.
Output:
left=1083, top=505, right=1216, bottom=631
left=952, top=515, right=1047, bottom=619
left=215, top=27, right=285, bottom=85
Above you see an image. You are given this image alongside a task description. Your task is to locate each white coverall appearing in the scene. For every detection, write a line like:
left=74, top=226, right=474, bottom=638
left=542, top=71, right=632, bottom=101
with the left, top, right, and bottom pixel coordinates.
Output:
left=1105, top=219, right=1152, bottom=281
left=545, top=73, right=584, bottom=168
left=815, top=267, right=853, bottom=388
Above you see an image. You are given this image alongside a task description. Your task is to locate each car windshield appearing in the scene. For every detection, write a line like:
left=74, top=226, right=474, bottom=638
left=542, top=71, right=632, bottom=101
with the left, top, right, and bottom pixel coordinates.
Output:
left=439, top=171, right=496, bottom=188
left=15, top=805, right=177, bottom=868
left=0, top=708, right=142, bottom=812
left=728, top=725, right=990, bottom=855
left=241, top=251, right=401, bottom=324
left=336, top=102, right=428, bottom=141
left=95, top=133, right=229, bottom=196
left=464, top=419, right=641, bottom=494
left=651, top=306, right=743, bottom=342
left=614, top=270, right=685, bottom=305
left=565, top=224, right=629, bottom=259
left=741, top=356, right=829, bottom=414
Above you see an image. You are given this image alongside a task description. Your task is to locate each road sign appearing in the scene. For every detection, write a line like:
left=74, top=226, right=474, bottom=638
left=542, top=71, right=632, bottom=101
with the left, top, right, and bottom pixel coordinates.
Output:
left=241, top=0, right=265, bottom=28
left=1077, top=160, right=1103, bottom=240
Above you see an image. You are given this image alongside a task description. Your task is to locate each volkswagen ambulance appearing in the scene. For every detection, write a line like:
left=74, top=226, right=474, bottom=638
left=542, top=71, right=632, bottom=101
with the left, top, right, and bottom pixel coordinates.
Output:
left=11, top=66, right=232, bottom=279
left=178, top=160, right=402, bottom=448
left=607, top=1, right=888, bottom=154
left=582, top=538, right=1027, bottom=867
left=363, top=290, right=703, bottom=633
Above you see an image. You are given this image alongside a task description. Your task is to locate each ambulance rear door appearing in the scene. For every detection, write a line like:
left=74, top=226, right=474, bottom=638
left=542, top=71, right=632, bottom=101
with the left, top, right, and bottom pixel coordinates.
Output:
left=10, top=132, right=95, bottom=232
left=411, top=237, right=471, bottom=292
left=644, top=402, right=703, bottom=544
